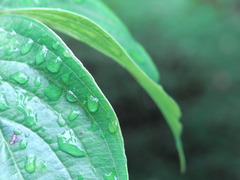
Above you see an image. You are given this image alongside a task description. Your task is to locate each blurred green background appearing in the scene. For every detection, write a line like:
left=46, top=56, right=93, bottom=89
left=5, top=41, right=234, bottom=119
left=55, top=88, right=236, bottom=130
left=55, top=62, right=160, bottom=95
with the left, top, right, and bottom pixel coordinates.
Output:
left=59, top=0, right=240, bottom=179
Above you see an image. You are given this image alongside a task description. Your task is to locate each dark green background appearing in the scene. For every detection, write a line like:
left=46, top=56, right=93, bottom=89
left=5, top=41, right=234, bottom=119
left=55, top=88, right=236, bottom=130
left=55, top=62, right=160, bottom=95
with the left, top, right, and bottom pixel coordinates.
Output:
left=59, top=0, right=240, bottom=179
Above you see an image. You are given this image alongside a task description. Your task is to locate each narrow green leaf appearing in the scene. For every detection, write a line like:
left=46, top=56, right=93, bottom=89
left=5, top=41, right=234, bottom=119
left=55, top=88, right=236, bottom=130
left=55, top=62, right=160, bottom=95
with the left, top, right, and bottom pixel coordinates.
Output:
left=0, top=0, right=185, bottom=171
left=0, top=14, right=127, bottom=179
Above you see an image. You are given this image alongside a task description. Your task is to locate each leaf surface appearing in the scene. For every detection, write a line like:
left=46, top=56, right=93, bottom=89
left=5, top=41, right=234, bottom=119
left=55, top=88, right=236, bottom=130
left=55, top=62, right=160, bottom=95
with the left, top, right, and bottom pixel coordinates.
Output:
left=0, top=0, right=185, bottom=171
left=0, top=14, right=127, bottom=179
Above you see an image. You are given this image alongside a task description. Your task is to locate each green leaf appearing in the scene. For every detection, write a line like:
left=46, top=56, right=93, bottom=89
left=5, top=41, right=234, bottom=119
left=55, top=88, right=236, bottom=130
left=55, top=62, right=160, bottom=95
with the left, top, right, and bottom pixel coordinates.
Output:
left=0, top=14, right=127, bottom=179
left=0, top=0, right=185, bottom=171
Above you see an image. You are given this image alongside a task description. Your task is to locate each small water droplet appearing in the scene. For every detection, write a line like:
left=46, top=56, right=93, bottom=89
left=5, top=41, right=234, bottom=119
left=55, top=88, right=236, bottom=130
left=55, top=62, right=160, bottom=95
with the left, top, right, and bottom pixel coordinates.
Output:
left=43, top=84, right=62, bottom=101
left=57, top=129, right=85, bottom=157
left=52, top=42, right=59, bottom=50
left=25, top=132, right=30, bottom=138
left=25, top=115, right=37, bottom=126
left=87, top=95, right=99, bottom=113
left=36, top=46, right=47, bottom=65
left=68, top=108, right=80, bottom=121
left=108, top=121, right=118, bottom=134
left=39, top=161, right=47, bottom=171
left=10, top=72, right=29, bottom=84
left=46, top=57, right=63, bottom=73
left=19, top=139, right=28, bottom=150
left=25, top=155, right=36, bottom=174
left=34, top=77, right=42, bottom=87
left=63, top=50, right=71, bottom=58
left=57, top=117, right=66, bottom=127
left=78, top=174, right=84, bottom=180
left=66, top=90, right=77, bottom=103
left=21, top=39, right=34, bottom=55
left=61, top=73, right=71, bottom=84
left=13, top=128, right=22, bottom=135
left=103, top=171, right=117, bottom=180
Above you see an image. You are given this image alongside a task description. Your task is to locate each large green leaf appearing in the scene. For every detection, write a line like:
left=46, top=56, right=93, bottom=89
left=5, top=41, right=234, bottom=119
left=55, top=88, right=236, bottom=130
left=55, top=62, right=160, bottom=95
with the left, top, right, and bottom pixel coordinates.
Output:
left=0, top=14, right=127, bottom=179
left=0, top=0, right=185, bottom=171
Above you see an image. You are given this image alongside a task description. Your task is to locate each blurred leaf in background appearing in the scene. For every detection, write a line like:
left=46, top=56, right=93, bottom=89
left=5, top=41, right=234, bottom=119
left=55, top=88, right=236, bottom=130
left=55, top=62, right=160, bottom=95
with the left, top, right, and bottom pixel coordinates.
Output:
left=59, top=0, right=240, bottom=179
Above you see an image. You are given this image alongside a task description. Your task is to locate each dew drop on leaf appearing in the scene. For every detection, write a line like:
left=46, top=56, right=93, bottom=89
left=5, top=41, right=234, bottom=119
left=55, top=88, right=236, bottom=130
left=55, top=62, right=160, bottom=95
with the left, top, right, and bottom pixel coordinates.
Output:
left=34, top=77, right=42, bottom=87
left=103, top=171, right=117, bottom=180
left=63, top=50, right=71, bottom=58
left=25, top=115, right=37, bottom=127
left=36, top=45, right=47, bottom=65
left=66, top=90, right=77, bottom=103
left=57, top=129, right=85, bottom=157
left=107, top=121, right=118, bottom=134
left=24, top=155, right=37, bottom=174
left=13, top=128, right=22, bottom=135
left=20, top=39, right=34, bottom=55
left=43, top=84, right=62, bottom=101
left=57, top=117, right=66, bottom=127
left=52, top=42, right=59, bottom=50
left=10, top=72, right=29, bottom=84
left=87, top=95, right=99, bottom=113
left=19, top=139, right=28, bottom=150
left=68, top=108, right=80, bottom=121
left=0, top=94, right=9, bottom=112
left=46, top=57, right=63, bottom=73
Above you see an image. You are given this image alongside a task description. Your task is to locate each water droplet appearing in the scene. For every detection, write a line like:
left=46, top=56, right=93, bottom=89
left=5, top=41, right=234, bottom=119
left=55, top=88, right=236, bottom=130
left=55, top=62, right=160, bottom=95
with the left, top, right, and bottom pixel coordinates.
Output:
left=68, top=108, right=80, bottom=121
left=78, top=174, right=84, bottom=180
left=63, top=50, right=71, bottom=58
left=10, top=72, right=29, bottom=84
left=46, top=57, right=63, bottom=73
left=39, top=161, right=46, bottom=171
left=25, top=132, right=30, bottom=138
left=24, top=155, right=36, bottom=174
left=25, top=116, right=37, bottom=126
left=43, top=84, right=62, bottom=101
left=57, top=129, right=85, bottom=157
left=21, top=39, right=34, bottom=55
left=36, top=46, right=47, bottom=65
left=108, top=121, right=118, bottom=134
left=57, top=117, right=66, bottom=127
left=13, top=128, right=22, bottom=135
left=0, top=94, right=9, bottom=112
left=66, top=90, right=77, bottom=103
left=52, top=42, right=59, bottom=50
left=34, top=77, right=42, bottom=87
left=19, top=139, right=28, bottom=150
left=61, top=73, right=71, bottom=84
left=87, top=95, right=99, bottom=113
left=103, top=171, right=117, bottom=180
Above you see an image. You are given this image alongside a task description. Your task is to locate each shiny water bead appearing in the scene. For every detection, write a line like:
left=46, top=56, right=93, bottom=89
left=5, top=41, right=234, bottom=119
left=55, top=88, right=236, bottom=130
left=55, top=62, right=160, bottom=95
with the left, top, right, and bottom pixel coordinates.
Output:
left=36, top=46, right=48, bottom=65
left=46, top=57, right=63, bottom=73
left=87, top=95, right=99, bottom=113
left=21, top=39, right=34, bottom=55
left=25, top=115, right=37, bottom=126
left=63, top=50, right=71, bottom=58
left=52, top=42, right=59, bottom=50
left=57, top=117, right=66, bottom=127
left=68, top=109, right=80, bottom=121
left=103, top=171, right=117, bottom=180
left=10, top=72, right=29, bottom=84
left=57, top=129, right=85, bottom=157
left=61, top=73, right=71, bottom=84
left=24, top=155, right=37, bottom=174
left=107, top=121, right=118, bottom=134
left=43, top=84, right=62, bottom=101
left=19, top=139, right=28, bottom=150
left=0, top=94, right=9, bottom=112
left=34, top=77, right=42, bottom=87
left=66, top=90, right=77, bottom=103
left=13, top=128, right=22, bottom=135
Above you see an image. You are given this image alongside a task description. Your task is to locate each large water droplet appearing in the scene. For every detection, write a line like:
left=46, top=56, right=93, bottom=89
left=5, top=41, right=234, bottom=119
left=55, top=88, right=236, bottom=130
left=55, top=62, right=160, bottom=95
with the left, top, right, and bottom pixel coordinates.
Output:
left=24, top=155, right=36, bottom=174
left=0, top=94, right=9, bottom=112
left=34, top=77, right=42, bottom=87
left=21, top=39, right=34, bottom=55
left=43, top=84, right=62, bottom=101
left=19, top=139, right=28, bottom=150
left=13, top=128, right=22, bottom=135
left=10, top=72, right=29, bottom=84
left=68, top=108, right=80, bottom=121
left=108, top=121, right=118, bottom=134
left=36, top=46, right=47, bottom=65
left=57, top=129, right=85, bottom=157
left=87, top=95, right=99, bottom=113
left=66, top=90, right=77, bottom=103
left=57, top=117, right=66, bottom=127
left=103, top=171, right=117, bottom=180
left=63, top=50, right=71, bottom=58
left=46, top=57, right=63, bottom=73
